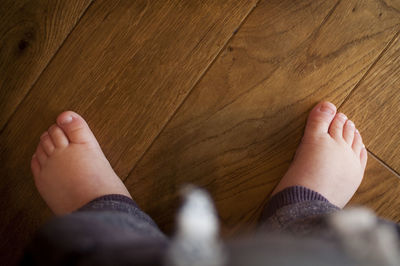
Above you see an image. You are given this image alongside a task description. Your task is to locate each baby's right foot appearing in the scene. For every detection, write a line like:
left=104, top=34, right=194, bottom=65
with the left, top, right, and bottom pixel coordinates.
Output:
left=272, top=101, right=367, bottom=208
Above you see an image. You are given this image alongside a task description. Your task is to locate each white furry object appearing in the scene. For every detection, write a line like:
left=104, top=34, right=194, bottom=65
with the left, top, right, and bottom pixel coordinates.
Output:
left=165, top=186, right=226, bottom=266
left=329, top=207, right=400, bottom=266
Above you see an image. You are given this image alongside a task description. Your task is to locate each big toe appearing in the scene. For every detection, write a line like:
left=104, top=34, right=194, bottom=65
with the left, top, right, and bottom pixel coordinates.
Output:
left=304, top=101, right=337, bottom=138
left=56, top=111, right=97, bottom=145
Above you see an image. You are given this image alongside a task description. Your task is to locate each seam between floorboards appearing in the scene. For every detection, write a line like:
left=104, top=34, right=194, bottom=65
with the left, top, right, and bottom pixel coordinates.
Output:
left=0, top=0, right=96, bottom=134
left=367, top=149, right=400, bottom=179
left=338, top=29, right=400, bottom=110
left=337, top=29, right=400, bottom=180
left=123, top=0, right=261, bottom=182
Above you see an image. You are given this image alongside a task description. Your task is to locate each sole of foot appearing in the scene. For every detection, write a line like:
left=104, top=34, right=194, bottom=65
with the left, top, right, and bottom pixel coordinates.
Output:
left=271, top=101, right=367, bottom=208
left=31, top=111, right=132, bottom=215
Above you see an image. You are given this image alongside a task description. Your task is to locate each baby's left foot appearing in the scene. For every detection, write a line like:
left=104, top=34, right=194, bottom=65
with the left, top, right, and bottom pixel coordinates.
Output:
left=31, top=111, right=131, bottom=215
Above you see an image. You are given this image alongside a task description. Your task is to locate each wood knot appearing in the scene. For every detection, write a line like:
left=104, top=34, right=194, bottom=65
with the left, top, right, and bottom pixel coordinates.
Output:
left=18, top=39, right=29, bottom=51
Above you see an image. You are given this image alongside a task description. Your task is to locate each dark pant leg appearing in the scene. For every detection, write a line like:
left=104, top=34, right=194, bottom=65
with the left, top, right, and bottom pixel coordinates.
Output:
left=22, top=194, right=168, bottom=266
left=260, top=186, right=340, bottom=237
left=259, top=186, right=400, bottom=237
left=224, top=186, right=355, bottom=266
left=246, top=186, right=400, bottom=266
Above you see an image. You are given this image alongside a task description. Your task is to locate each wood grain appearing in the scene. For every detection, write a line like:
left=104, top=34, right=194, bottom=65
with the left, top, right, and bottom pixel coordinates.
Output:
left=350, top=152, right=400, bottom=223
left=340, top=33, right=400, bottom=174
left=125, top=0, right=400, bottom=236
left=0, top=0, right=257, bottom=264
left=0, top=0, right=93, bottom=130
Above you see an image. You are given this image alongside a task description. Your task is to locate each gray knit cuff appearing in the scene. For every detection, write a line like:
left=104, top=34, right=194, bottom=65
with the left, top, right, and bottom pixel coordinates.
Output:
left=262, top=186, right=333, bottom=219
left=78, top=194, right=158, bottom=227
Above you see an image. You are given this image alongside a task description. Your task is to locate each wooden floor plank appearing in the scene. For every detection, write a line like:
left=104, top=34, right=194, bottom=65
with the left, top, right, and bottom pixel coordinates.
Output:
left=0, top=0, right=93, bottom=130
left=340, top=33, right=400, bottom=174
left=350, top=152, right=400, bottom=223
left=125, top=0, right=400, bottom=235
left=0, top=0, right=257, bottom=264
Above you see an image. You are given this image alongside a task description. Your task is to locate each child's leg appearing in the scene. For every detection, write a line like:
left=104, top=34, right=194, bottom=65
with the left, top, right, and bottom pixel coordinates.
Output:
left=271, top=101, right=367, bottom=208
left=26, top=111, right=168, bottom=265
left=259, top=101, right=367, bottom=234
left=260, top=185, right=339, bottom=235
left=30, top=111, right=133, bottom=215
left=258, top=102, right=399, bottom=236
left=23, top=194, right=167, bottom=265
left=251, top=102, right=400, bottom=265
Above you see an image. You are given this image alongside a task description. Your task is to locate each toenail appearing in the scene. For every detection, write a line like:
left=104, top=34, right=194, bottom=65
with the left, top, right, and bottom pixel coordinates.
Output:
left=337, top=113, right=347, bottom=121
left=319, top=103, right=335, bottom=115
left=60, top=115, right=73, bottom=125
left=347, top=120, right=355, bottom=127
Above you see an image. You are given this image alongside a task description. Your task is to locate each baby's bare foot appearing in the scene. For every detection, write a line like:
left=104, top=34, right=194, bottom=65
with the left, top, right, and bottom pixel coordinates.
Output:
left=31, top=111, right=131, bottom=215
left=272, top=101, right=367, bottom=208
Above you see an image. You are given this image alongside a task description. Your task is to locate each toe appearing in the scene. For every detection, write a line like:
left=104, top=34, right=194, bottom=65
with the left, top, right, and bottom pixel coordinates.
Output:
left=40, top=131, right=55, bottom=155
left=56, top=111, right=96, bottom=145
left=31, top=154, right=41, bottom=177
left=352, top=129, right=363, bottom=156
left=328, top=113, right=347, bottom=140
left=304, top=101, right=337, bottom=137
left=343, top=120, right=355, bottom=145
left=48, top=124, right=69, bottom=148
left=35, top=145, right=47, bottom=165
left=360, top=146, right=368, bottom=169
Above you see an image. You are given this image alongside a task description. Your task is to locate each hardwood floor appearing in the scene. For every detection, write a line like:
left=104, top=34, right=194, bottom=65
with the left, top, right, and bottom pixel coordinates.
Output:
left=0, top=0, right=93, bottom=130
left=350, top=153, right=400, bottom=223
left=0, top=0, right=257, bottom=264
left=125, top=0, right=400, bottom=235
left=1, top=0, right=400, bottom=264
left=341, top=32, right=400, bottom=173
